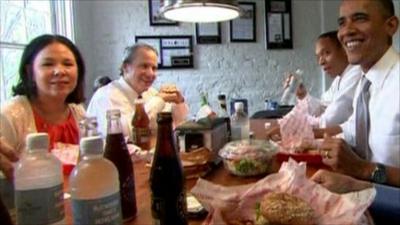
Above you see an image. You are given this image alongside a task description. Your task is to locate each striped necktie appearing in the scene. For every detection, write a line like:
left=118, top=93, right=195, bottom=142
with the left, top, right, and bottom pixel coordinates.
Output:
left=355, top=76, right=372, bottom=159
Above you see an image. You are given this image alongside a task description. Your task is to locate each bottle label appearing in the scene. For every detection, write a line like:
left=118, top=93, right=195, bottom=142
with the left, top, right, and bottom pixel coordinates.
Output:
left=72, top=192, right=122, bottom=225
left=132, top=127, right=151, bottom=148
left=15, top=184, right=64, bottom=225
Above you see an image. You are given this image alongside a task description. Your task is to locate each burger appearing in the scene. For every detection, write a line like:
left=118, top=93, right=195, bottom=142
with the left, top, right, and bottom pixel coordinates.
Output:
left=255, top=192, right=316, bottom=225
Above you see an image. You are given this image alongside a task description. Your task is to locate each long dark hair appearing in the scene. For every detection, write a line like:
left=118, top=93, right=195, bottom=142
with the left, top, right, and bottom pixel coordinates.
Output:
left=12, top=34, right=86, bottom=103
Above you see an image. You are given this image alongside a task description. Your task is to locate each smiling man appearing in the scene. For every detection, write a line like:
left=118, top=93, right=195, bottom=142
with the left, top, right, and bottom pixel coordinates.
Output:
left=87, top=43, right=188, bottom=139
left=319, top=0, right=399, bottom=187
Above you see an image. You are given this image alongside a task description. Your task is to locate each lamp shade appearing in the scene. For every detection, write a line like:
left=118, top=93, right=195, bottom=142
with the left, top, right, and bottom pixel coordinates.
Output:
left=160, top=0, right=241, bottom=23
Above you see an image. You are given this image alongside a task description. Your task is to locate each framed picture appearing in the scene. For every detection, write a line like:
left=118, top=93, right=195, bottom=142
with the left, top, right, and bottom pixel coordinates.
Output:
left=195, top=22, right=222, bottom=44
left=135, top=35, right=194, bottom=69
left=265, top=0, right=293, bottom=49
left=148, top=0, right=179, bottom=26
left=230, top=2, right=256, bottom=42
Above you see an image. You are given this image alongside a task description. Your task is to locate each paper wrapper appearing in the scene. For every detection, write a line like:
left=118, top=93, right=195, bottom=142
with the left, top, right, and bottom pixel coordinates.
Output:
left=191, top=159, right=376, bottom=225
left=279, top=99, right=318, bottom=153
left=52, top=142, right=79, bottom=165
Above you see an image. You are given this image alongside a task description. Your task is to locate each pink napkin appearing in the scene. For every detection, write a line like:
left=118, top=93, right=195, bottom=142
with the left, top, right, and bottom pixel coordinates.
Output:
left=191, top=159, right=376, bottom=225
left=51, top=142, right=79, bottom=165
left=279, top=98, right=317, bottom=153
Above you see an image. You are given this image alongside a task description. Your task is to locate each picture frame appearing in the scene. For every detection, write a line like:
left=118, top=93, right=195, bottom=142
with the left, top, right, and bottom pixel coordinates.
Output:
left=195, top=22, right=222, bottom=44
left=265, top=0, right=293, bottom=49
left=148, top=0, right=179, bottom=26
left=135, top=35, right=194, bottom=69
left=230, top=2, right=256, bottom=42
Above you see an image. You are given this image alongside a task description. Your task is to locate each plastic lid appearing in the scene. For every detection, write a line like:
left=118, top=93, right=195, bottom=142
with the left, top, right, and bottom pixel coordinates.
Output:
left=80, top=136, right=104, bottom=155
left=26, top=133, right=49, bottom=151
left=218, top=94, right=226, bottom=100
left=234, top=102, right=244, bottom=111
left=219, top=139, right=278, bottom=161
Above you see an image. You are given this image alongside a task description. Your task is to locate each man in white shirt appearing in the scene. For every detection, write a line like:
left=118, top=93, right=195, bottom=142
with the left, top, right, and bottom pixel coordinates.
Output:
left=319, top=0, right=399, bottom=187
left=296, top=31, right=362, bottom=127
left=87, top=43, right=189, bottom=139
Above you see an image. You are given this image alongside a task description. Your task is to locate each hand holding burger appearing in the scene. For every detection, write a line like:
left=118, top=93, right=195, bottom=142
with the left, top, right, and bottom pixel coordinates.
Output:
left=158, top=84, right=185, bottom=104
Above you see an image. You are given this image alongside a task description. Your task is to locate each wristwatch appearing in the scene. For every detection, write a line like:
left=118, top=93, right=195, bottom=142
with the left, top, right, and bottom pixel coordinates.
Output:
left=371, top=163, right=387, bottom=184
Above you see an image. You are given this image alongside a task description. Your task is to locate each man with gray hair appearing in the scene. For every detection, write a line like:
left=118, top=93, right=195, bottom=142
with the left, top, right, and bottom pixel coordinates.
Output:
left=87, top=43, right=188, bottom=139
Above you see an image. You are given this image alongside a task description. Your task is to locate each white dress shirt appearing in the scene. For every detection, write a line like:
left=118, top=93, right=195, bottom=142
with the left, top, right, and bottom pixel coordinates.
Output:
left=87, top=77, right=189, bottom=139
left=340, top=47, right=400, bottom=167
left=320, top=65, right=362, bottom=126
left=305, top=65, right=362, bottom=127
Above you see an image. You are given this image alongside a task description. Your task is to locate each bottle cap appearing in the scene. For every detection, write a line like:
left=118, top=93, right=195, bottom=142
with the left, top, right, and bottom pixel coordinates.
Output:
left=234, top=102, right=244, bottom=111
left=80, top=136, right=104, bottom=155
left=26, top=133, right=49, bottom=152
left=218, top=94, right=226, bottom=100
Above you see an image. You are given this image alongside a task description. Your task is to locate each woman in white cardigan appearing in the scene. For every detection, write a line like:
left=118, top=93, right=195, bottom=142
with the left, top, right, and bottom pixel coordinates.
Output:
left=0, top=34, right=86, bottom=180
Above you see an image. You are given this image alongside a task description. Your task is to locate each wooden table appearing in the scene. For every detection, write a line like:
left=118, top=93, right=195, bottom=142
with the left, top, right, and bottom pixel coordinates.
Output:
left=63, top=157, right=323, bottom=225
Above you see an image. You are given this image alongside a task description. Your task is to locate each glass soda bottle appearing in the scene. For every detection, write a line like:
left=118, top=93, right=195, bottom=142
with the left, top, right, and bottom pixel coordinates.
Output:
left=230, top=102, right=250, bottom=140
left=131, top=96, right=151, bottom=150
left=218, top=94, right=232, bottom=141
left=217, top=94, right=229, bottom=117
left=70, top=136, right=122, bottom=225
left=104, top=109, right=137, bottom=221
left=14, top=133, right=65, bottom=225
left=150, top=112, right=188, bottom=225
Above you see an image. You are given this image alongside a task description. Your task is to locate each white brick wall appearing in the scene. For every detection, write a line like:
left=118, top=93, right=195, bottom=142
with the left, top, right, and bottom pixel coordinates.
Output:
left=72, top=0, right=399, bottom=117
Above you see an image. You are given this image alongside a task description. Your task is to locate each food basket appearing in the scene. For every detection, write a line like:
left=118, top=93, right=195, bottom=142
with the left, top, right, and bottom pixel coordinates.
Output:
left=219, top=139, right=278, bottom=176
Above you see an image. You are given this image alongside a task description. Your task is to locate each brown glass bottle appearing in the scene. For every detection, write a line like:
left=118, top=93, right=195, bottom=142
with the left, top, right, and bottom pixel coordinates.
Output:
left=150, top=112, right=187, bottom=225
left=104, top=109, right=137, bottom=221
left=131, top=96, right=151, bottom=150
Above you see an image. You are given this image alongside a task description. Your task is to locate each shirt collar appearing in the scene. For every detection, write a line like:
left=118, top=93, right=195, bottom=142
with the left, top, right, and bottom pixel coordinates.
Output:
left=117, top=77, right=139, bottom=100
left=365, top=46, right=399, bottom=89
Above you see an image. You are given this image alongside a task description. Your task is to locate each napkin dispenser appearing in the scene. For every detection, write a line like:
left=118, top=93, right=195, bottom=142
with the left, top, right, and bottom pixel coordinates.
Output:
left=175, top=118, right=229, bottom=156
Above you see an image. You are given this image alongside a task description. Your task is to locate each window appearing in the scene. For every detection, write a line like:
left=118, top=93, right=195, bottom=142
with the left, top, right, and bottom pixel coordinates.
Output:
left=0, top=0, right=74, bottom=103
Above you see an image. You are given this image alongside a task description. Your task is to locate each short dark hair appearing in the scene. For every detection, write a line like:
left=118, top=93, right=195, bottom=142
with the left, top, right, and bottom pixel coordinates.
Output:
left=119, top=43, right=158, bottom=76
left=93, top=75, right=112, bottom=92
left=376, top=0, right=395, bottom=18
left=12, top=34, right=86, bottom=104
left=318, top=30, right=342, bottom=48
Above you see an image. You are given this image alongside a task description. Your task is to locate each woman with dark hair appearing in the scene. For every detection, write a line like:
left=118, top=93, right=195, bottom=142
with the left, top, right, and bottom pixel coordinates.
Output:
left=0, top=34, right=86, bottom=180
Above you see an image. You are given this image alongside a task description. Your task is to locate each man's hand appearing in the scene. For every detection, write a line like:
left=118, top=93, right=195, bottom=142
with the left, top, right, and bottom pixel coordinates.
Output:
left=311, top=169, right=372, bottom=193
left=265, top=124, right=281, bottom=141
left=0, top=137, right=19, bottom=180
left=319, top=135, right=372, bottom=180
left=158, top=84, right=184, bottom=104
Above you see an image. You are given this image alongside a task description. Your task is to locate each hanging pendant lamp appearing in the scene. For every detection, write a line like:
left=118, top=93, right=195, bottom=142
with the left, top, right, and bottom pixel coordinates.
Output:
left=160, top=0, right=241, bottom=23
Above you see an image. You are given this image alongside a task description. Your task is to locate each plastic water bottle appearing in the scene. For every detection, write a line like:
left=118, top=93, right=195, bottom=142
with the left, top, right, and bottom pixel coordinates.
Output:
left=230, top=102, right=249, bottom=140
left=14, top=133, right=65, bottom=225
left=70, top=136, right=122, bottom=225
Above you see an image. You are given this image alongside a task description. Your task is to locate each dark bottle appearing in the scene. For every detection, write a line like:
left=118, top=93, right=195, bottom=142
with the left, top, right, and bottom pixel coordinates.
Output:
left=150, top=112, right=187, bottom=225
left=131, top=96, right=151, bottom=150
left=218, top=94, right=232, bottom=141
left=104, top=109, right=137, bottom=221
